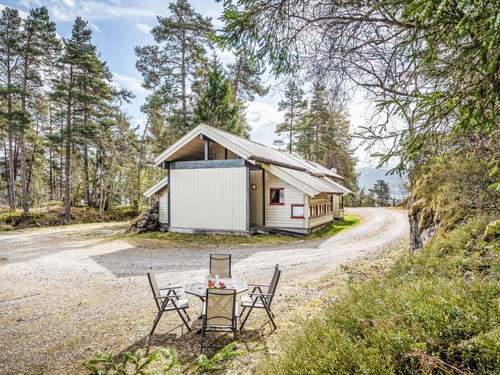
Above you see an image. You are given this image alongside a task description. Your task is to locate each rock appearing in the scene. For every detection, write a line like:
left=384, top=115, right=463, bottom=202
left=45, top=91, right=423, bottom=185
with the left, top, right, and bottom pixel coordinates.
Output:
left=128, top=202, right=160, bottom=233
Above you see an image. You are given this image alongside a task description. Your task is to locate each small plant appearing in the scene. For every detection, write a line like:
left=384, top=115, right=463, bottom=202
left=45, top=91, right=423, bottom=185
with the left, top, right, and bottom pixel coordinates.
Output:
left=194, top=342, right=244, bottom=373
left=84, top=348, right=180, bottom=375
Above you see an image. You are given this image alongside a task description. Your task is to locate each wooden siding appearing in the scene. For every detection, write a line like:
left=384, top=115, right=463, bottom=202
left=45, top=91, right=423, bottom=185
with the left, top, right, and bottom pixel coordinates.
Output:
left=170, top=167, right=247, bottom=231
left=250, top=169, right=263, bottom=226
left=264, top=171, right=305, bottom=228
left=159, top=188, right=169, bottom=224
left=208, top=142, right=238, bottom=160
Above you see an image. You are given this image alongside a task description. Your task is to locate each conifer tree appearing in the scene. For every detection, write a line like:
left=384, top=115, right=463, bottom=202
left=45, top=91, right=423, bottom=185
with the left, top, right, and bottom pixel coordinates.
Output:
left=274, top=80, right=307, bottom=153
left=0, top=7, right=22, bottom=211
left=18, top=7, right=59, bottom=215
left=135, top=0, right=212, bottom=136
left=194, top=57, right=248, bottom=136
left=227, top=46, right=268, bottom=102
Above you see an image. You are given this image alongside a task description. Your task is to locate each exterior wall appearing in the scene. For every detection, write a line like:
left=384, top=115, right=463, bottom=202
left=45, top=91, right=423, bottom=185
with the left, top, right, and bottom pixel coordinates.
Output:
left=332, top=194, right=342, bottom=218
left=264, top=171, right=306, bottom=228
left=170, top=167, right=248, bottom=231
left=158, top=188, right=169, bottom=224
left=250, top=169, right=263, bottom=226
left=208, top=142, right=238, bottom=160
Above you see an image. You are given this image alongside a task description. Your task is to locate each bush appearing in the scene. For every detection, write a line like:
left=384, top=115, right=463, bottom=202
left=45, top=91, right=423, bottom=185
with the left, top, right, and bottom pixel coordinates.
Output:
left=261, top=216, right=500, bottom=374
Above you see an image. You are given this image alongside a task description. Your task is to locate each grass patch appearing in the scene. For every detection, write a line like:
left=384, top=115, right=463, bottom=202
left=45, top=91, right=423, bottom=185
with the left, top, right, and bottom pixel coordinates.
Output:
left=259, top=215, right=500, bottom=374
left=0, top=205, right=139, bottom=231
left=125, top=214, right=361, bottom=248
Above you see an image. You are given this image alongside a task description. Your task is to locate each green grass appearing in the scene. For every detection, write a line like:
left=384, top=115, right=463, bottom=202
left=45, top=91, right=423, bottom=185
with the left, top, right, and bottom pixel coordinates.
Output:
left=125, top=214, right=361, bottom=248
left=259, top=216, right=500, bottom=374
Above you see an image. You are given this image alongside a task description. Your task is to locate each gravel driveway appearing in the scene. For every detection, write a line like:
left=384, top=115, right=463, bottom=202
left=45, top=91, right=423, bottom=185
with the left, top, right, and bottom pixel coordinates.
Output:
left=0, top=207, right=408, bottom=374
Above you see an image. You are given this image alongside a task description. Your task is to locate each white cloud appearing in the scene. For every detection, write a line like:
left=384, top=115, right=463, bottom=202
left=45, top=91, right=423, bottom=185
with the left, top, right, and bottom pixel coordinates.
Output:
left=135, top=23, right=151, bottom=33
left=246, top=101, right=283, bottom=146
left=17, top=0, right=157, bottom=21
left=113, top=72, right=149, bottom=96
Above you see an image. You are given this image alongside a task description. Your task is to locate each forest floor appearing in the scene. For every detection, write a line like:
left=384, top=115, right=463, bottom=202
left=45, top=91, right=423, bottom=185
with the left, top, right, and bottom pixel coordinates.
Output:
left=0, top=204, right=138, bottom=231
left=0, top=207, right=408, bottom=374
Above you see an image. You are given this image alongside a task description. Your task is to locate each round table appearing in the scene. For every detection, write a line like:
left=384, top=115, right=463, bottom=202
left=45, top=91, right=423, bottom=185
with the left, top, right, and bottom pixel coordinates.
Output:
left=185, top=278, right=248, bottom=299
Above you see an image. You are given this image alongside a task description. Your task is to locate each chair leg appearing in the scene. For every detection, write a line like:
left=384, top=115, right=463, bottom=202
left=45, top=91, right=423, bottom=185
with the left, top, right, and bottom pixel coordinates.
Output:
left=262, top=303, right=277, bottom=330
left=239, top=306, right=253, bottom=330
left=175, top=307, right=192, bottom=332
left=183, top=308, right=191, bottom=322
left=149, top=308, right=165, bottom=337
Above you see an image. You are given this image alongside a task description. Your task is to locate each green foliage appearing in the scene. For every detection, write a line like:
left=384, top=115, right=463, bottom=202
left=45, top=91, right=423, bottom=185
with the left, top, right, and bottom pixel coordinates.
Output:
left=369, top=179, right=391, bottom=207
left=84, top=348, right=180, bottom=375
left=193, top=57, right=248, bottom=136
left=411, top=147, right=500, bottom=231
left=260, top=216, right=500, bottom=374
left=194, top=342, right=243, bottom=373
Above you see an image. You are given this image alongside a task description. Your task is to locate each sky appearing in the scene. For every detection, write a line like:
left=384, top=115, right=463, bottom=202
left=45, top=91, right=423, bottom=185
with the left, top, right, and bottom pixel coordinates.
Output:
left=1, top=0, right=382, bottom=169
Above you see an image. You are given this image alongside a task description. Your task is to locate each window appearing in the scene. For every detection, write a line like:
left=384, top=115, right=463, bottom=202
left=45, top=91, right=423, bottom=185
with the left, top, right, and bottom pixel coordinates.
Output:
left=270, top=188, right=284, bottom=205
left=291, top=204, right=304, bottom=218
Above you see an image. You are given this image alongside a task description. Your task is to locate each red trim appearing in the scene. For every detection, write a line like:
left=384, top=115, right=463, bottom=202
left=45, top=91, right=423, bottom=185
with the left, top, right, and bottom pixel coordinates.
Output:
left=269, top=188, right=285, bottom=205
left=291, top=204, right=305, bottom=219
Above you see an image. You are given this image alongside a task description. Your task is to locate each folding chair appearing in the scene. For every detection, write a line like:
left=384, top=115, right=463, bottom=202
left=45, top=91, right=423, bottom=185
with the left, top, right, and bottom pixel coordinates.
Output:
left=209, top=253, right=232, bottom=278
left=240, top=265, right=281, bottom=330
left=147, top=272, right=191, bottom=340
left=201, top=288, right=238, bottom=353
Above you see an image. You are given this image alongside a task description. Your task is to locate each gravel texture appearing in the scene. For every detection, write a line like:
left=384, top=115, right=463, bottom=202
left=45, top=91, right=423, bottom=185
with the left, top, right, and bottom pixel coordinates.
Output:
left=0, top=207, right=408, bottom=374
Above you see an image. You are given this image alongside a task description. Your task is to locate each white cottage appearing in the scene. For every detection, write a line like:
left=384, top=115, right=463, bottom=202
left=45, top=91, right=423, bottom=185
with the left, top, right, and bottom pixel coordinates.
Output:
left=144, top=124, right=352, bottom=235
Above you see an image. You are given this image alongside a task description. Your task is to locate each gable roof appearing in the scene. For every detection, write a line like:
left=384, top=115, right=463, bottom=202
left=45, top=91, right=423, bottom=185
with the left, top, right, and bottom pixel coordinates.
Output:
left=152, top=124, right=352, bottom=196
left=143, top=176, right=168, bottom=198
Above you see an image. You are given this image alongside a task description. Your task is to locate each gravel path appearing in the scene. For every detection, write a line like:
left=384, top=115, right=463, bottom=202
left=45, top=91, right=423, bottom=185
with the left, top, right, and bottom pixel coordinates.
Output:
left=0, top=207, right=408, bottom=374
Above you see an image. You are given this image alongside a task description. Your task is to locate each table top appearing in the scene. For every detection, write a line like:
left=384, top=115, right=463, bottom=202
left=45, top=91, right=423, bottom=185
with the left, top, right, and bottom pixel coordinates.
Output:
left=185, top=278, right=248, bottom=298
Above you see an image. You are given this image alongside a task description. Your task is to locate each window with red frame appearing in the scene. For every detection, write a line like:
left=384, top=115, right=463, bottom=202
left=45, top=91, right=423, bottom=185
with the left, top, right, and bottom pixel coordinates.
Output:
left=270, top=188, right=284, bottom=205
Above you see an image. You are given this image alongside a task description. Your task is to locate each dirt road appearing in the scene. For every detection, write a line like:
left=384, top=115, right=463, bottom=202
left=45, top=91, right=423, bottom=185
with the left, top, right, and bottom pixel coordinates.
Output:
left=0, top=207, right=408, bottom=374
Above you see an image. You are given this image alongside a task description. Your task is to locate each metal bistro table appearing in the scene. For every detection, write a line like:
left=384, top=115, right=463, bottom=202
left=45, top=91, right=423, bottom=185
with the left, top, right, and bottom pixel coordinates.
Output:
left=185, top=278, right=249, bottom=302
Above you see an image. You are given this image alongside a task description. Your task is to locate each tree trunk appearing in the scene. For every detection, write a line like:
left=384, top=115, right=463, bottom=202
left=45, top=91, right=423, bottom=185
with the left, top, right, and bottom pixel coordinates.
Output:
left=134, top=119, right=149, bottom=211
left=181, top=30, right=187, bottom=130
left=83, top=143, right=90, bottom=207
left=48, top=102, right=54, bottom=201
left=6, top=49, right=16, bottom=211
left=289, top=96, right=294, bottom=154
left=64, top=66, right=73, bottom=223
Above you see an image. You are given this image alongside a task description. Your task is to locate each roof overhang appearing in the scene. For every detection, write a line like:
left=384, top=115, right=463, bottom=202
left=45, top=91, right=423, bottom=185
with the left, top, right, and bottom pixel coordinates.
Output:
left=143, top=176, right=168, bottom=198
left=154, top=124, right=253, bottom=167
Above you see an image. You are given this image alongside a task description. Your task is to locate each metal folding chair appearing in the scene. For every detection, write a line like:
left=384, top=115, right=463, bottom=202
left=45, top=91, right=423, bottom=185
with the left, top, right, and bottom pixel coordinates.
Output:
left=147, top=272, right=191, bottom=340
left=209, top=253, right=232, bottom=278
left=201, top=288, right=238, bottom=353
left=240, top=265, right=281, bottom=330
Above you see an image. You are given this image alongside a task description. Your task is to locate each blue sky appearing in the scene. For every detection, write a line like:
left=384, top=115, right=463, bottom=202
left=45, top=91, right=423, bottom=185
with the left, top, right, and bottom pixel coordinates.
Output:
left=0, top=0, right=379, bottom=168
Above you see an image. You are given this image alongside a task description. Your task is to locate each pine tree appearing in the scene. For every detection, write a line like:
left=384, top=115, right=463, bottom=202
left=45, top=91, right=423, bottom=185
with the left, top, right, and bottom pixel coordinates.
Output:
left=194, top=57, right=248, bottom=136
left=274, top=80, right=307, bottom=153
left=308, top=81, right=330, bottom=162
left=369, top=179, right=391, bottom=206
left=52, top=17, right=98, bottom=222
left=227, top=46, right=268, bottom=102
left=18, top=7, right=59, bottom=215
left=0, top=7, right=22, bottom=211
left=135, top=0, right=212, bottom=137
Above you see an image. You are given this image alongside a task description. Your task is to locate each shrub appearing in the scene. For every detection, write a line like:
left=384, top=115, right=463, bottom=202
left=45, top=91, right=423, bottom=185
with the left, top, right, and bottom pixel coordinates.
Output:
left=260, top=216, right=500, bottom=374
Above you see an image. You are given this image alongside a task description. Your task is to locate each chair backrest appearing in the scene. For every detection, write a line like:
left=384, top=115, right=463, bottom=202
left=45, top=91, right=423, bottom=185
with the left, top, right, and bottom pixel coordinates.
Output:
left=209, top=254, right=231, bottom=278
left=266, top=265, right=281, bottom=306
left=204, top=288, right=236, bottom=328
left=147, top=272, right=161, bottom=310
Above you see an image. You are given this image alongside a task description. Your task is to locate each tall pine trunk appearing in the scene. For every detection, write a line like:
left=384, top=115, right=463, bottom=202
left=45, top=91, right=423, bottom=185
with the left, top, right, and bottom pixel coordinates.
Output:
left=180, top=30, right=187, bottom=130
left=83, top=143, right=90, bottom=207
left=64, top=66, right=73, bottom=223
left=6, top=50, right=16, bottom=211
